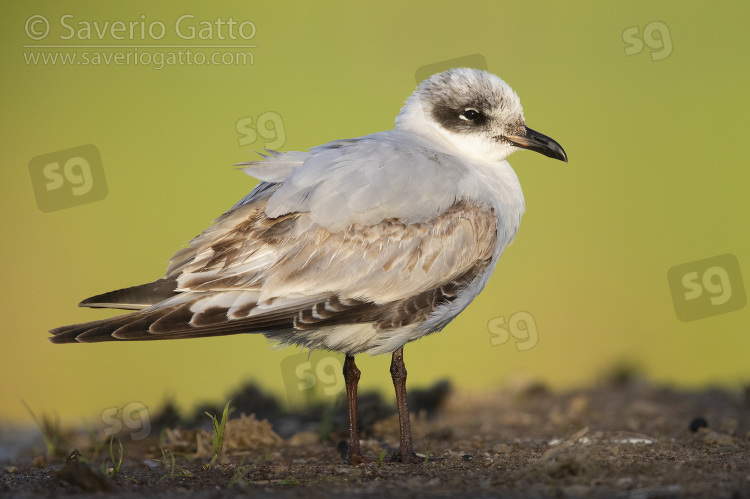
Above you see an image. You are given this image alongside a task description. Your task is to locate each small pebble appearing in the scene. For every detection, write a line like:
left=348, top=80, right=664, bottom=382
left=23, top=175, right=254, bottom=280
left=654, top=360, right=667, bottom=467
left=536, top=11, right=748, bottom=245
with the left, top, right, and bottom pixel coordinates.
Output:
left=704, top=431, right=735, bottom=446
left=616, top=477, right=634, bottom=488
left=56, top=461, right=112, bottom=492
left=66, top=449, right=82, bottom=463
left=492, top=443, right=512, bottom=454
left=689, top=417, right=708, bottom=433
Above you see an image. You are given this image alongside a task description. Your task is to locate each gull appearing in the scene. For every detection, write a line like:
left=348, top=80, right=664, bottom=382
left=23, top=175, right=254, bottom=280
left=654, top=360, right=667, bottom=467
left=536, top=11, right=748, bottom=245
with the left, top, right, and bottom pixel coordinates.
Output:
left=50, top=68, right=567, bottom=464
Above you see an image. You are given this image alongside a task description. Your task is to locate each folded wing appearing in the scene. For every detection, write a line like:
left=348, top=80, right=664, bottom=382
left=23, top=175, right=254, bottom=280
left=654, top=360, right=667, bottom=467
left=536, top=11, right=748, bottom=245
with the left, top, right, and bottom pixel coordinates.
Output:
left=50, top=137, right=499, bottom=350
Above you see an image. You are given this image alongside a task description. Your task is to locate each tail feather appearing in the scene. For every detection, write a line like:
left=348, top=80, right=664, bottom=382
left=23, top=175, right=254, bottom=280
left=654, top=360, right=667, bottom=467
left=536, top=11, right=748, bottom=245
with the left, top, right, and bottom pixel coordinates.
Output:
left=50, top=302, right=182, bottom=344
left=50, top=312, right=134, bottom=337
left=48, top=293, right=299, bottom=344
left=144, top=302, right=194, bottom=334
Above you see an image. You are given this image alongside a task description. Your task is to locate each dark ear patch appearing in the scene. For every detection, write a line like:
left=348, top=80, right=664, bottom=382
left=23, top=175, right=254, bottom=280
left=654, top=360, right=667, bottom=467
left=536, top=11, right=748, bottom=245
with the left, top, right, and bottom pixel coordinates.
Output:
left=431, top=102, right=488, bottom=134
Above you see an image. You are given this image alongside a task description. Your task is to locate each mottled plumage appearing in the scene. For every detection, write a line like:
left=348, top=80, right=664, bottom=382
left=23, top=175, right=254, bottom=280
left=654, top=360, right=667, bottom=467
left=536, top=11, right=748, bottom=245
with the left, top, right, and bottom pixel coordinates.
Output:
left=50, top=68, right=567, bottom=463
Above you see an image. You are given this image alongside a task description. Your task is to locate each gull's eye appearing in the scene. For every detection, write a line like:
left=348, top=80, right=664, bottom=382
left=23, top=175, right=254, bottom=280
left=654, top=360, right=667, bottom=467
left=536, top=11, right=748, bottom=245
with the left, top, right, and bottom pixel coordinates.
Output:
left=460, top=109, right=481, bottom=121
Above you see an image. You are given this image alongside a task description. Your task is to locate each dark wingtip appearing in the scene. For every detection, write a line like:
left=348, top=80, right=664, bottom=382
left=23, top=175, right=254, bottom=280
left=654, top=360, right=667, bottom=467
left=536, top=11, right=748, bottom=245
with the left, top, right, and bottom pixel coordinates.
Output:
left=78, top=278, right=178, bottom=310
left=49, top=330, right=80, bottom=344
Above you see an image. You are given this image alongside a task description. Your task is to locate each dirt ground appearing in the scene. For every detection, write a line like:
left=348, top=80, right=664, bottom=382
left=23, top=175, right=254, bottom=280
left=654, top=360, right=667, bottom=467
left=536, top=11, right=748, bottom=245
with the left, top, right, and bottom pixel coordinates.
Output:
left=2, top=373, right=749, bottom=498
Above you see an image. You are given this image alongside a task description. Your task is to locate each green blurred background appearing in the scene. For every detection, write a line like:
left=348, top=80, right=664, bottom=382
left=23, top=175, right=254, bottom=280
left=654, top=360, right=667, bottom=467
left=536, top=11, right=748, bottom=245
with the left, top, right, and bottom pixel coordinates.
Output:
left=2, top=1, right=748, bottom=425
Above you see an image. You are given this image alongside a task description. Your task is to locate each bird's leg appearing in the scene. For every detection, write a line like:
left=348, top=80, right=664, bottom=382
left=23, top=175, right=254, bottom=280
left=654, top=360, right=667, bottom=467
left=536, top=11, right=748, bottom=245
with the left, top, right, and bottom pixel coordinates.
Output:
left=343, top=354, right=372, bottom=465
left=388, top=346, right=424, bottom=463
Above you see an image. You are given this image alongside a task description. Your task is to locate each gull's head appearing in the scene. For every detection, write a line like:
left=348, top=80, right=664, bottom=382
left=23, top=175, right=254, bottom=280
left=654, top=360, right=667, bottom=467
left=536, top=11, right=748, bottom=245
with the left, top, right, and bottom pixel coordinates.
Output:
left=396, top=68, right=567, bottom=163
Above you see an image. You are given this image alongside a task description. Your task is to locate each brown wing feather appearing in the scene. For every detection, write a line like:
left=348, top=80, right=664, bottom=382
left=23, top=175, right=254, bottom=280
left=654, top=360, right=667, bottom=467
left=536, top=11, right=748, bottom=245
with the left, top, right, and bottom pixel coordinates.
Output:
left=50, top=195, right=498, bottom=345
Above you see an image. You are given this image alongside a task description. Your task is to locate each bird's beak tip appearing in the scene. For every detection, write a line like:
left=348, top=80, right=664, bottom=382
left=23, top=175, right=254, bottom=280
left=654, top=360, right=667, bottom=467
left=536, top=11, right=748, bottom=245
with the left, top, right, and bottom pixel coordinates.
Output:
left=504, top=126, right=568, bottom=164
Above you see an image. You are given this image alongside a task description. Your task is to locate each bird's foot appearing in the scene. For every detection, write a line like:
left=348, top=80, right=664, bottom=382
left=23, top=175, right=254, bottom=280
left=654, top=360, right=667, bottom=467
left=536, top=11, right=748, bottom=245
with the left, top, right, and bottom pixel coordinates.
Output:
left=388, top=448, right=442, bottom=464
left=345, top=448, right=376, bottom=466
